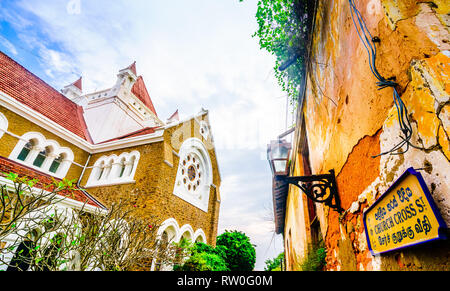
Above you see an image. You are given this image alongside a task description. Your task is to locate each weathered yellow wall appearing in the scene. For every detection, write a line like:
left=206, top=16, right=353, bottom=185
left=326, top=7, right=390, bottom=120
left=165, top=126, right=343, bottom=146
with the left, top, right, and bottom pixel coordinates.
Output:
left=285, top=0, right=449, bottom=271
left=284, top=152, right=310, bottom=270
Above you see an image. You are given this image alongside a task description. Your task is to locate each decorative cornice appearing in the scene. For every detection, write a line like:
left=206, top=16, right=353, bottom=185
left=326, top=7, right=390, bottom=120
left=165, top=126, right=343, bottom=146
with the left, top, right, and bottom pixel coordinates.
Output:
left=0, top=90, right=165, bottom=154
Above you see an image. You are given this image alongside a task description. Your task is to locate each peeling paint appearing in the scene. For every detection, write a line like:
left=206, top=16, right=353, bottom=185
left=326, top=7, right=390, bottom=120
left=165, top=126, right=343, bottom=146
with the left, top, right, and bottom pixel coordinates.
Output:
left=380, top=0, right=419, bottom=30
left=285, top=0, right=450, bottom=271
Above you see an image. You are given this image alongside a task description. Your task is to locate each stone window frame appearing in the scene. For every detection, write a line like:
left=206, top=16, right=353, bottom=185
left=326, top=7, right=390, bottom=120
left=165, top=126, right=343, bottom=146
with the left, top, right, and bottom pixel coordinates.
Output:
left=155, top=218, right=207, bottom=245
left=9, top=132, right=74, bottom=179
left=173, top=138, right=213, bottom=213
left=85, top=151, right=140, bottom=188
left=0, top=112, right=8, bottom=139
left=199, top=120, right=210, bottom=140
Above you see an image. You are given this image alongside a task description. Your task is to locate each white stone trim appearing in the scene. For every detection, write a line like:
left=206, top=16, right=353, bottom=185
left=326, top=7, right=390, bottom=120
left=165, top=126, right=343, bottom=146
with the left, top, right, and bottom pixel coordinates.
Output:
left=193, top=229, right=207, bottom=243
left=0, top=111, right=8, bottom=139
left=178, top=224, right=194, bottom=241
left=85, top=151, right=140, bottom=188
left=199, top=120, right=210, bottom=140
left=163, top=109, right=208, bottom=130
left=156, top=218, right=208, bottom=245
left=151, top=218, right=208, bottom=271
left=173, top=138, right=212, bottom=213
left=8, top=132, right=75, bottom=179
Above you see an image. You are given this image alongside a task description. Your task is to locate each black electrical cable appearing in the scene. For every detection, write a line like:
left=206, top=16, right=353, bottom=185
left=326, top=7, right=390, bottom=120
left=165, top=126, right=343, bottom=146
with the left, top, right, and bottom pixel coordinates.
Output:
left=348, top=0, right=414, bottom=158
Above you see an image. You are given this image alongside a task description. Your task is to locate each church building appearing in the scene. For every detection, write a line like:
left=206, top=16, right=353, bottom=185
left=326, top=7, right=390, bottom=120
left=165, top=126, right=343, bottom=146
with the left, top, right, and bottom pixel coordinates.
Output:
left=0, top=51, right=221, bottom=270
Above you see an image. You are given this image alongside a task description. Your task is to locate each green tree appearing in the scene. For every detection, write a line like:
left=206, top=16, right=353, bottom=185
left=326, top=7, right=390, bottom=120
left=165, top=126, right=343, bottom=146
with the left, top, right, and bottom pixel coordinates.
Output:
left=264, top=252, right=284, bottom=271
left=216, top=230, right=256, bottom=271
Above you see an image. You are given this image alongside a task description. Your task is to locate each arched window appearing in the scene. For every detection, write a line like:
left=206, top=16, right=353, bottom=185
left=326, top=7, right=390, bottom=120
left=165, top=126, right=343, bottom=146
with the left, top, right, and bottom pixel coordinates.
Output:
left=97, top=161, right=106, bottom=181
left=101, top=160, right=113, bottom=181
left=9, top=132, right=74, bottom=179
left=118, top=158, right=126, bottom=178
left=85, top=151, right=140, bottom=188
left=32, top=146, right=49, bottom=168
left=152, top=218, right=180, bottom=271
left=193, top=229, right=207, bottom=244
left=199, top=120, right=210, bottom=140
left=127, top=156, right=136, bottom=177
left=17, top=140, right=35, bottom=162
left=178, top=225, right=194, bottom=243
left=49, top=154, right=64, bottom=174
left=173, top=138, right=212, bottom=212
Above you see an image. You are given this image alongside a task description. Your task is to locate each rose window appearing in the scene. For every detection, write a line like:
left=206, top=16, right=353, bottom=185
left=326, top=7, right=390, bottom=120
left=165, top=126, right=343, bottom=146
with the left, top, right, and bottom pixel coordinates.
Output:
left=180, top=153, right=204, bottom=197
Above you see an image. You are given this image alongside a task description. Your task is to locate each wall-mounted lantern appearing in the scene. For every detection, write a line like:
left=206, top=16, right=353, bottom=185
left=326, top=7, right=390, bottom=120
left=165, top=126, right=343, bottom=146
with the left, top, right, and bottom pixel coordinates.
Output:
left=267, top=140, right=343, bottom=214
left=267, top=140, right=292, bottom=176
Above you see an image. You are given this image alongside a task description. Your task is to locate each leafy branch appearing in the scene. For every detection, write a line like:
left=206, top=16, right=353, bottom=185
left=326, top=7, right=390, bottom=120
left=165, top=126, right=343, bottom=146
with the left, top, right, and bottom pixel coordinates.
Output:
left=249, top=0, right=315, bottom=103
left=0, top=174, right=179, bottom=271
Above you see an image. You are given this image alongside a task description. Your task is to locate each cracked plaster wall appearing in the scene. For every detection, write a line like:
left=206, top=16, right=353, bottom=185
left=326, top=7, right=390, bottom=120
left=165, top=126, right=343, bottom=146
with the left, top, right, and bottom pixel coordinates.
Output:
left=288, top=0, right=449, bottom=271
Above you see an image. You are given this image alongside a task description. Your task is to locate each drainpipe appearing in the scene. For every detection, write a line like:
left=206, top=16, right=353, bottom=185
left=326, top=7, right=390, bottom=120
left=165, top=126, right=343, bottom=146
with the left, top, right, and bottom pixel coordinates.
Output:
left=77, top=154, right=91, bottom=188
left=77, top=154, right=107, bottom=210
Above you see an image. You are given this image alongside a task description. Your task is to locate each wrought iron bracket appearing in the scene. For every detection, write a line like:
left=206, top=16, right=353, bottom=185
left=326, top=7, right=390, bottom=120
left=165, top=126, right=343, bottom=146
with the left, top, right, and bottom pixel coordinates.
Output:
left=284, top=170, right=344, bottom=213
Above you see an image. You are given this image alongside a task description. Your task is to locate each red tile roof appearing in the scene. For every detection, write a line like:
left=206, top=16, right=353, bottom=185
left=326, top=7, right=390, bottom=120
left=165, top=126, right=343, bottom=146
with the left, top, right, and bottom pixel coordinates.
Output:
left=0, top=156, right=104, bottom=209
left=167, top=109, right=179, bottom=122
left=131, top=76, right=157, bottom=116
left=129, top=61, right=137, bottom=76
left=72, top=76, right=82, bottom=91
left=0, top=51, right=91, bottom=142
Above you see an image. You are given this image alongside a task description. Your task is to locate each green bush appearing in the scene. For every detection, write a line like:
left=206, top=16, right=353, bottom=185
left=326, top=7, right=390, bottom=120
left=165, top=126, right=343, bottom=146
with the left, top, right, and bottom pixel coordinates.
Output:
left=175, top=252, right=228, bottom=271
left=299, top=242, right=326, bottom=271
left=216, top=230, right=256, bottom=271
left=173, top=242, right=229, bottom=271
left=173, top=230, right=256, bottom=272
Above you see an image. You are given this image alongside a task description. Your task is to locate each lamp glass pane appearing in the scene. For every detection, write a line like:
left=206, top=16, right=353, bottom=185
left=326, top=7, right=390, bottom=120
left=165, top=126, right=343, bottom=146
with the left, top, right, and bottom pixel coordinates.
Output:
left=271, top=144, right=289, bottom=159
left=273, top=160, right=287, bottom=173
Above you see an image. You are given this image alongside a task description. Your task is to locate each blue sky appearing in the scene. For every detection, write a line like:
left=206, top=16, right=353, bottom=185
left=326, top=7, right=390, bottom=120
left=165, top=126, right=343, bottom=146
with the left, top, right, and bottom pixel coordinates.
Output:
left=0, top=0, right=293, bottom=270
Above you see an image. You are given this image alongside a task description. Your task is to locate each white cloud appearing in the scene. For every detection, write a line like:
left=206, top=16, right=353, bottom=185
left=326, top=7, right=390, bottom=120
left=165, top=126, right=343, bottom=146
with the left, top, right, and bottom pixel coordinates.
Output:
left=0, top=35, right=18, bottom=55
left=39, top=47, right=78, bottom=80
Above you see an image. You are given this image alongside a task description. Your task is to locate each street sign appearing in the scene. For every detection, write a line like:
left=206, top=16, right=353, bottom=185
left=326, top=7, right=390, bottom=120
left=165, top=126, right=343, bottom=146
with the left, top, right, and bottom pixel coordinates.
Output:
left=363, top=168, right=447, bottom=256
